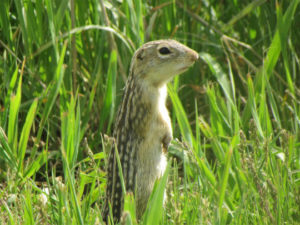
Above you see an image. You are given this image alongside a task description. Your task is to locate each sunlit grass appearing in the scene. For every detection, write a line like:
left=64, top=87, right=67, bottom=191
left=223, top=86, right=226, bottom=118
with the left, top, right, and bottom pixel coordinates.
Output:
left=0, top=0, right=299, bottom=224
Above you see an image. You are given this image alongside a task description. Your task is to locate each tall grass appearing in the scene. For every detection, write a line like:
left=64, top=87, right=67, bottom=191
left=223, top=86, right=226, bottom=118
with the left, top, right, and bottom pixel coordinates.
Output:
left=0, top=0, right=299, bottom=224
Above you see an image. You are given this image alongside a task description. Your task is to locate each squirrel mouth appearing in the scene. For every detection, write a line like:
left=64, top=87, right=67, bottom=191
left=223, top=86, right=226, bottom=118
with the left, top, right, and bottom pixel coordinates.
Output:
left=177, top=67, right=190, bottom=74
left=179, top=62, right=195, bottom=72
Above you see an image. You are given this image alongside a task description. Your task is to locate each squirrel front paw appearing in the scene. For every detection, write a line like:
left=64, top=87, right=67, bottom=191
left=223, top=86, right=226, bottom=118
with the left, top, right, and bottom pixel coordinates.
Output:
left=162, top=133, right=172, bottom=153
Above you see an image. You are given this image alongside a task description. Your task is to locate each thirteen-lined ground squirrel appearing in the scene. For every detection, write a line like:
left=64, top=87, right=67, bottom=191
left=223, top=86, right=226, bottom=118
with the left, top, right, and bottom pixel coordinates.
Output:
left=103, top=39, right=198, bottom=223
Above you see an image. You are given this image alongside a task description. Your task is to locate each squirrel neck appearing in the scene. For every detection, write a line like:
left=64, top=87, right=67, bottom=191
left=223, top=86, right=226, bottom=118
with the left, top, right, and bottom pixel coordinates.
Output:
left=133, top=74, right=168, bottom=108
left=114, top=74, right=168, bottom=137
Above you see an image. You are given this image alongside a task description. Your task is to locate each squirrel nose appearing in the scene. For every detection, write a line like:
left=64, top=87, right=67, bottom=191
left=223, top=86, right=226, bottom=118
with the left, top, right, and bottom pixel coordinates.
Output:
left=191, top=51, right=199, bottom=61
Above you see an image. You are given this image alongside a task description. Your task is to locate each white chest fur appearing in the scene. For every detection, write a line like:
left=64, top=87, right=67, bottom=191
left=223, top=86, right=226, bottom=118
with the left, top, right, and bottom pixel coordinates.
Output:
left=135, top=84, right=171, bottom=216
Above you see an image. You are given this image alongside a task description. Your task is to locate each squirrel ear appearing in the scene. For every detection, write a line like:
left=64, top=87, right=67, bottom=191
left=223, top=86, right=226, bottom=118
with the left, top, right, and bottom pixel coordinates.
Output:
left=136, top=49, right=144, bottom=60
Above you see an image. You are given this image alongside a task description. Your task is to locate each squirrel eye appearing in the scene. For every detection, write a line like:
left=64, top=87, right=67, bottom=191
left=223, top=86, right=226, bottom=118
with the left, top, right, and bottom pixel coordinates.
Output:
left=158, top=47, right=171, bottom=55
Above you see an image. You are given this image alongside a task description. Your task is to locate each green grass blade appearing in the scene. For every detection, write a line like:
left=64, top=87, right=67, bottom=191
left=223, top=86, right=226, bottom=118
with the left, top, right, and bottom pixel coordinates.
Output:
left=114, top=142, right=127, bottom=197
left=241, top=73, right=264, bottom=137
left=168, top=84, right=194, bottom=146
left=23, top=191, right=35, bottom=224
left=31, top=40, right=68, bottom=159
left=13, top=0, right=30, bottom=54
left=8, top=72, right=22, bottom=154
left=61, top=148, right=84, bottom=225
left=45, top=0, right=58, bottom=60
left=55, top=0, right=69, bottom=31
left=135, top=0, right=144, bottom=44
left=25, top=1, right=38, bottom=51
left=123, top=193, right=137, bottom=225
left=0, top=1, right=13, bottom=46
left=30, top=25, right=134, bottom=59
left=18, top=98, right=38, bottom=174
left=247, top=74, right=264, bottom=138
left=199, top=52, right=234, bottom=105
left=99, top=50, right=117, bottom=133
left=224, top=0, right=267, bottom=31
left=218, top=135, right=236, bottom=214
left=0, top=127, right=18, bottom=170
left=72, top=98, right=81, bottom=167
left=265, top=77, right=281, bottom=129
left=143, top=162, right=171, bottom=225
left=2, top=66, right=18, bottom=133
left=263, top=0, right=299, bottom=79
left=206, top=86, right=230, bottom=136
left=2, top=201, right=15, bottom=225
left=197, top=156, right=217, bottom=186
left=194, top=100, right=201, bottom=154
left=61, top=93, right=75, bottom=169
left=258, top=79, right=273, bottom=137
left=60, top=92, right=81, bottom=170
left=23, top=149, right=47, bottom=180
left=276, top=1, right=298, bottom=95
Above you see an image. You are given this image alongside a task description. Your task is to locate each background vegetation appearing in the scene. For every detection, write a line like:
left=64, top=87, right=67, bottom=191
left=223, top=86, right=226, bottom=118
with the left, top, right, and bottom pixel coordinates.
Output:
left=0, top=0, right=299, bottom=224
